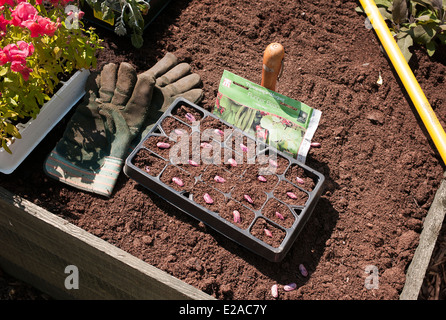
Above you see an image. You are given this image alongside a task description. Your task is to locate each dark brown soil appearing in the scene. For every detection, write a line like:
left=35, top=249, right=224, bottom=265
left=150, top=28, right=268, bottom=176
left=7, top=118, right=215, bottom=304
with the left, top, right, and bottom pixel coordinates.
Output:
left=1, top=0, right=446, bottom=300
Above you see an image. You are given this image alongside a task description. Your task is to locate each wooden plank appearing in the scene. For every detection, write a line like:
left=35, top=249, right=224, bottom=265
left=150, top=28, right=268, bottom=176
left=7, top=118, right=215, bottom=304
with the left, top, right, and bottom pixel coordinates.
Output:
left=0, top=186, right=213, bottom=300
left=400, top=172, right=446, bottom=300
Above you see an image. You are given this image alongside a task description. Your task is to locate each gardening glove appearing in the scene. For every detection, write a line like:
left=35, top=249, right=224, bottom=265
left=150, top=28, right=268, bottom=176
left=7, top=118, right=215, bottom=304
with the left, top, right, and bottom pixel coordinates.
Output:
left=133, top=52, right=204, bottom=143
left=44, top=62, right=156, bottom=197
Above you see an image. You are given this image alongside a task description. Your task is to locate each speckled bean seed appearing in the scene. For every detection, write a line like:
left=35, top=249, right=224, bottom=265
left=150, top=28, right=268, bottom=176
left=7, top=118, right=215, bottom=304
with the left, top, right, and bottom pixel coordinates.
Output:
left=287, top=192, right=298, bottom=199
left=271, top=284, right=278, bottom=298
left=185, top=112, right=196, bottom=122
left=214, top=175, right=226, bottom=183
left=172, top=177, right=184, bottom=187
left=228, top=158, right=237, bottom=167
left=264, top=228, right=272, bottom=237
left=275, top=211, right=284, bottom=220
left=269, top=159, right=278, bottom=168
left=200, top=142, right=213, bottom=149
left=233, top=210, right=241, bottom=223
left=299, top=264, right=308, bottom=277
left=296, top=177, right=305, bottom=184
left=283, top=283, right=297, bottom=291
left=203, top=193, right=213, bottom=204
left=156, top=142, right=170, bottom=149
left=214, top=129, right=224, bottom=136
left=244, top=194, right=253, bottom=204
left=188, top=159, right=199, bottom=167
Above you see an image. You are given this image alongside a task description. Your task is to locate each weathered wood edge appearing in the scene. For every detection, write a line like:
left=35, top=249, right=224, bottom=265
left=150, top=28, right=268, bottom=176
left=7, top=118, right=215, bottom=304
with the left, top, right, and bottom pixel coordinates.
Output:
left=0, top=186, right=214, bottom=300
left=400, top=172, right=446, bottom=300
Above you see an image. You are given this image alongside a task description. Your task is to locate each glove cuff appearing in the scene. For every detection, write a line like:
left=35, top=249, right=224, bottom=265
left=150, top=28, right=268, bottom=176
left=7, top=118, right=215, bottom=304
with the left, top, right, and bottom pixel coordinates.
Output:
left=44, top=151, right=123, bottom=197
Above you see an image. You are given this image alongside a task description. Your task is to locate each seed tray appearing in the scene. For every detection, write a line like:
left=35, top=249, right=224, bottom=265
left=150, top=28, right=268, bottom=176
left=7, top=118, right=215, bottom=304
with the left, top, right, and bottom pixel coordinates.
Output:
left=123, top=97, right=325, bottom=262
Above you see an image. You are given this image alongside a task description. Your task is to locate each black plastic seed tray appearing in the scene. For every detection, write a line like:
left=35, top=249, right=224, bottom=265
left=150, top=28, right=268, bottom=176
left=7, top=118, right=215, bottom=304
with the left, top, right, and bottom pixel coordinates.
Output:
left=123, top=97, right=325, bottom=262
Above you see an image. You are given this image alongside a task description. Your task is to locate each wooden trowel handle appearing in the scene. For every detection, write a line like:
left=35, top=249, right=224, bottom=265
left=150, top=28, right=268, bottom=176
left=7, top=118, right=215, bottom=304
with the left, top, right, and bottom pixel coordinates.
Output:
left=261, top=43, right=284, bottom=91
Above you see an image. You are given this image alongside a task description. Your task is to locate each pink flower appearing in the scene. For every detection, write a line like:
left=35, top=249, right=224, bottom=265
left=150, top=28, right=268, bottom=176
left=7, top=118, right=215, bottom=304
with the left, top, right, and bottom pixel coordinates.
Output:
left=21, top=15, right=58, bottom=37
left=0, top=15, right=10, bottom=32
left=0, top=0, right=16, bottom=7
left=3, top=41, right=34, bottom=61
left=1, top=41, right=34, bottom=80
left=11, top=2, right=38, bottom=26
left=10, top=60, right=33, bottom=80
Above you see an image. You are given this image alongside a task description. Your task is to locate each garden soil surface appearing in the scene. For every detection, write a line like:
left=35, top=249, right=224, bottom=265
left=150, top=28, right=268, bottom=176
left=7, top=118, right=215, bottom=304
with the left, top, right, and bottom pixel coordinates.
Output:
left=1, top=0, right=446, bottom=300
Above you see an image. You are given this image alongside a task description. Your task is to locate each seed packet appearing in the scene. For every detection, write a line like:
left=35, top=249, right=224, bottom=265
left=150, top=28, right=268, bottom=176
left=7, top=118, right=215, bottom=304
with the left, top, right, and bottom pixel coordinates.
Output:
left=213, top=70, right=321, bottom=163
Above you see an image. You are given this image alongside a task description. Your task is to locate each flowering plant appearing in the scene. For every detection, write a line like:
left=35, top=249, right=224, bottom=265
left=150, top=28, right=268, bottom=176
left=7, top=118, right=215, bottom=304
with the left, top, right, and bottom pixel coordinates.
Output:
left=0, top=0, right=102, bottom=153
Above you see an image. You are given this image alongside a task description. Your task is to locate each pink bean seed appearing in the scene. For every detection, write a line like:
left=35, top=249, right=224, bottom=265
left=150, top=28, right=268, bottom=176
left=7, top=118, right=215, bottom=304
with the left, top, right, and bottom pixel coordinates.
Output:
left=299, top=264, right=308, bottom=277
left=287, top=192, right=298, bottom=199
left=228, top=158, right=237, bottom=167
left=264, top=228, right=273, bottom=237
left=172, top=177, right=184, bottom=187
left=214, top=129, right=224, bottom=136
left=144, top=166, right=150, bottom=172
left=214, top=175, right=226, bottom=183
left=203, top=193, right=213, bottom=204
left=174, top=129, right=185, bottom=135
left=275, top=211, right=285, bottom=220
left=296, top=177, right=305, bottom=184
left=240, top=143, right=248, bottom=152
left=244, top=194, right=253, bottom=204
left=283, top=283, right=297, bottom=291
left=310, top=142, right=321, bottom=148
left=269, top=159, right=278, bottom=168
left=188, top=159, right=199, bottom=167
left=257, top=175, right=267, bottom=182
left=185, top=112, right=196, bottom=122
left=200, top=142, right=213, bottom=149
left=271, top=284, right=278, bottom=298
left=156, top=142, right=170, bottom=149
left=233, top=210, right=241, bottom=223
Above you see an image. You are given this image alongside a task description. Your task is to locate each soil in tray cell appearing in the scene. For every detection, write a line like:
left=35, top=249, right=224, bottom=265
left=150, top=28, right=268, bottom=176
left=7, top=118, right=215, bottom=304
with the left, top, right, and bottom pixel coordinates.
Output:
left=193, top=182, right=227, bottom=214
left=143, top=135, right=174, bottom=160
left=171, top=103, right=203, bottom=124
left=257, top=152, right=289, bottom=176
left=231, top=179, right=267, bottom=211
left=131, top=148, right=166, bottom=177
left=201, top=164, right=239, bottom=193
left=199, top=115, right=232, bottom=138
left=285, top=164, right=316, bottom=192
left=221, top=199, right=255, bottom=230
left=160, top=165, right=195, bottom=193
left=273, top=180, right=309, bottom=207
left=250, top=218, right=286, bottom=248
left=161, top=116, right=192, bottom=137
left=227, top=131, right=257, bottom=161
left=242, top=164, right=279, bottom=193
left=220, top=148, right=247, bottom=176
left=262, top=198, right=295, bottom=229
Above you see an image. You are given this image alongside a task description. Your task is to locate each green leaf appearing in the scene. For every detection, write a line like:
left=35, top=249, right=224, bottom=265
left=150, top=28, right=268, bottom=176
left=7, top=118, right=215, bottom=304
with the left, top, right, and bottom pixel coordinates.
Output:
left=5, top=122, right=21, bottom=139
left=396, top=32, right=414, bottom=62
left=392, top=0, right=408, bottom=24
left=411, top=23, right=437, bottom=43
left=426, top=40, right=437, bottom=55
left=130, top=32, right=144, bottom=48
left=1, top=139, right=12, bottom=154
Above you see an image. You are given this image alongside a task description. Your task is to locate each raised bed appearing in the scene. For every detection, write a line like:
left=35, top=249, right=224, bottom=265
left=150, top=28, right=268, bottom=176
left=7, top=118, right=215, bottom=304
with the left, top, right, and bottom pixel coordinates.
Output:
left=0, top=179, right=444, bottom=299
left=0, top=186, right=212, bottom=300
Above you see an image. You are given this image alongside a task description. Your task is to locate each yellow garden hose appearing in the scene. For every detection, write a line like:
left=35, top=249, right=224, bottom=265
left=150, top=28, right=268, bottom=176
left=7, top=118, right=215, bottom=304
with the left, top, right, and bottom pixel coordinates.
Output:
left=359, top=0, right=446, bottom=165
